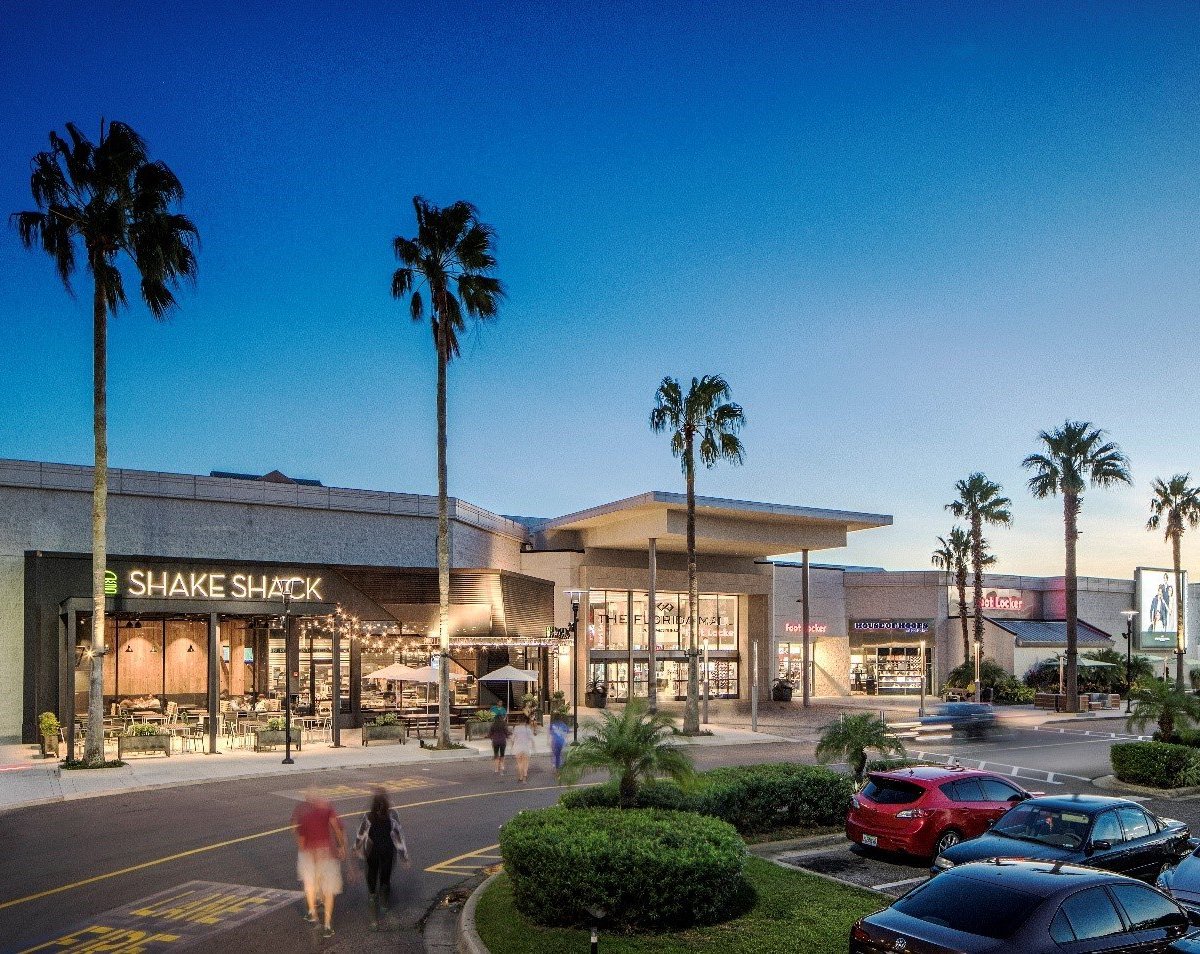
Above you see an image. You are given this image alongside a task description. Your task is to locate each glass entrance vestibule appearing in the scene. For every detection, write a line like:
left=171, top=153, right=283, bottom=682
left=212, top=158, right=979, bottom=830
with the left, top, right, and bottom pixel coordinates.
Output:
left=584, top=589, right=742, bottom=702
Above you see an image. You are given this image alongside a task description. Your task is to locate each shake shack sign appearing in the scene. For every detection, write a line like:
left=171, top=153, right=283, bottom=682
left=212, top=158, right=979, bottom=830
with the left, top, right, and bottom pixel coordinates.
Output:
left=118, top=568, right=324, bottom=601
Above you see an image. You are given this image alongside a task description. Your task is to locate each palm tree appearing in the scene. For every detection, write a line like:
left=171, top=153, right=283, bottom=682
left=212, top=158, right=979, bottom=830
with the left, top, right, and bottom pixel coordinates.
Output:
left=391, top=197, right=503, bottom=748
left=650, top=375, right=745, bottom=734
left=559, top=698, right=694, bottom=806
left=945, top=474, right=1012, bottom=700
left=1126, top=679, right=1200, bottom=741
left=815, top=713, right=906, bottom=786
left=931, top=527, right=993, bottom=666
left=1023, top=421, right=1132, bottom=712
left=12, top=121, right=197, bottom=764
left=1147, top=474, right=1200, bottom=690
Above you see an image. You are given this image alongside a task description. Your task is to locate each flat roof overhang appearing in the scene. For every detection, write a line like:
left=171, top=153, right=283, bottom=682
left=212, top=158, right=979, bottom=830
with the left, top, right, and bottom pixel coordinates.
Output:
left=534, top=491, right=892, bottom=558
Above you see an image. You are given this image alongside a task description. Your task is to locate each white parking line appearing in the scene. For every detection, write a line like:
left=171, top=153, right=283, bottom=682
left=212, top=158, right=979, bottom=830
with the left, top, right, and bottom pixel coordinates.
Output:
left=909, top=750, right=1091, bottom=784
left=872, top=876, right=927, bottom=891
left=1031, top=725, right=1151, bottom=741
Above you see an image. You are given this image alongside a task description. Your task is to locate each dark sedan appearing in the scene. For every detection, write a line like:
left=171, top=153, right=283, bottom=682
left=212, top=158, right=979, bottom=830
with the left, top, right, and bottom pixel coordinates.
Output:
left=920, top=701, right=997, bottom=739
left=851, top=859, right=1195, bottom=953
left=932, top=794, right=1190, bottom=881
left=1159, top=842, right=1200, bottom=920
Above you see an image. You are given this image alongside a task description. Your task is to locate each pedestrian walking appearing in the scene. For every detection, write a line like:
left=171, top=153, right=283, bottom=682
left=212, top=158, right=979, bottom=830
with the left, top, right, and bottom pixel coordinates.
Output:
left=353, top=788, right=410, bottom=930
left=512, top=718, right=536, bottom=783
left=548, top=714, right=569, bottom=775
left=292, top=786, right=346, bottom=938
left=489, top=713, right=511, bottom=775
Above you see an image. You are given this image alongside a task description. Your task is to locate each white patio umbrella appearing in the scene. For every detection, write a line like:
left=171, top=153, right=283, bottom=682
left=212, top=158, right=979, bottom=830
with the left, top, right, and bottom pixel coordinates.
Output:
left=479, top=665, right=539, bottom=711
left=365, top=663, right=423, bottom=706
left=1039, top=655, right=1116, bottom=695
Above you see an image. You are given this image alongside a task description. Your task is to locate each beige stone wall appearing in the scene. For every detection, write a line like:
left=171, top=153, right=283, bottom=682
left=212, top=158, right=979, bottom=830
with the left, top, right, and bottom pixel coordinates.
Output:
left=0, top=557, right=23, bottom=741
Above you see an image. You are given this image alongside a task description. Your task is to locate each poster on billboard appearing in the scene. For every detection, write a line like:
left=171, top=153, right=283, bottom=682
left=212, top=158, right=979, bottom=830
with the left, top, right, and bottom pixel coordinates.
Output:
left=1137, top=567, right=1188, bottom=651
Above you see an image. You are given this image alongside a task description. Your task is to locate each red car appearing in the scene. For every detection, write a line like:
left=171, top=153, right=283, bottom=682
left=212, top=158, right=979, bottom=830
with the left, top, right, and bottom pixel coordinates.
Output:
left=846, top=765, right=1039, bottom=858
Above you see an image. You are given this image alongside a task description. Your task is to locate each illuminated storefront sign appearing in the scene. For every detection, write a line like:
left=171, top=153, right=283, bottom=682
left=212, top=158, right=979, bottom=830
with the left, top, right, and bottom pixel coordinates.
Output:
left=784, top=621, right=827, bottom=634
left=124, top=569, right=323, bottom=601
left=947, top=587, right=1031, bottom=615
left=852, top=619, right=930, bottom=634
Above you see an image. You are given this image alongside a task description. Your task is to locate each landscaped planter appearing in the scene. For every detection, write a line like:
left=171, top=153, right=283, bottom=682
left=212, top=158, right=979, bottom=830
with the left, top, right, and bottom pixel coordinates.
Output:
left=117, top=734, right=171, bottom=758
left=253, top=729, right=302, bottom=752
left=40, top=735, right=59, bottom=759
left=585, top=692, right=608, bottom=709
left=362, top=723, right=406, bottom=746
left=771, top=683, right=794, bottom=703
left=465, top=721, right=493, bottom=741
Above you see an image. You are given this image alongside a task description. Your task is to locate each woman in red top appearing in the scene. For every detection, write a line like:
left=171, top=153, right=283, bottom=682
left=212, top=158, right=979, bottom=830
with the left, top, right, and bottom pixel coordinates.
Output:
left=292, top=786, right=346, bottom=938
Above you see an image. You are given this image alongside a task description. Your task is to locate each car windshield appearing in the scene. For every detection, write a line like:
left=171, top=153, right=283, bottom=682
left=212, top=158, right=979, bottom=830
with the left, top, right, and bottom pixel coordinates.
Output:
left=992, top=804, right=1091, bottom=850
left=893, top=872, right=1038, bottom=939
left=861, top=777, right=924, bottom=805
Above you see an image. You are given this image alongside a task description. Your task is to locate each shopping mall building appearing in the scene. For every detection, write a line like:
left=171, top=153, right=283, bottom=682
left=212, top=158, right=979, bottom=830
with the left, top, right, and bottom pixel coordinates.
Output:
left=2, top=457, right=1196, bottom=743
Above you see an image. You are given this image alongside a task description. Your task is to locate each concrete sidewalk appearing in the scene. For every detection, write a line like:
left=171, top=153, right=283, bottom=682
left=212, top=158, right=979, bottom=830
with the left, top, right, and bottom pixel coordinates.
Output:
left=0, top=723, right=787, bottom=813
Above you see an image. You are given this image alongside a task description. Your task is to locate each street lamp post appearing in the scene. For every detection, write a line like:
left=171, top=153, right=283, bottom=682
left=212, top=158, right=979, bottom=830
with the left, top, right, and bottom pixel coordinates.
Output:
left=280, top=577, right=301, bottom=765
left=566, top=591, right=583, bottom=743
left=973, top=639, right=982, bottom=704
left=919, top=637, right=927, bottom=718
left=702, top=638, right=710, bottom=725
left=1120, top=609, right=1138, bottom=714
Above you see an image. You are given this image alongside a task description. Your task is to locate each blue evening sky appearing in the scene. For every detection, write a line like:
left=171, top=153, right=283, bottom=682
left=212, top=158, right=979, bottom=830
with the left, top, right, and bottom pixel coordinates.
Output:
left=1, top=2, right=1197, bottom=577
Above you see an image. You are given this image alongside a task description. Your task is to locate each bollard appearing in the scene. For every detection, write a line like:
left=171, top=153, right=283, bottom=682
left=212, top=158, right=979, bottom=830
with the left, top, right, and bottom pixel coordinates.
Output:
left=590, top=926, right=599, bottom=954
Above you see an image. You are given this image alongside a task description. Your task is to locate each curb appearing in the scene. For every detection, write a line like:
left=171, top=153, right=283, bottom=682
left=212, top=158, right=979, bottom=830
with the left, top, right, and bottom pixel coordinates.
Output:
left=747, top=831, right=846, bottom=856
left=458, top=871, right=501, bottom=954
left=1092, top=774, right=1200, bottom=800
left=0, top=748, right=491, bottom=815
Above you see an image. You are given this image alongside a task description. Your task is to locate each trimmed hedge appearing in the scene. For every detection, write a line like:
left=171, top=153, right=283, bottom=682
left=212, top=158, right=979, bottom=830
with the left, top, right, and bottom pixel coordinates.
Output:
left=499, top=807, right=746, bottom=930
left=1111, top=740, right=1200, bottom=789
left=559, top=763, right=854, bottom=834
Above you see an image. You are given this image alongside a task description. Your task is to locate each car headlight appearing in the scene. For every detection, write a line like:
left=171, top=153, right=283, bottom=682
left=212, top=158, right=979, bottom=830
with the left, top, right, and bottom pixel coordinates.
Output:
left=934, top=855, right=954, bottom=870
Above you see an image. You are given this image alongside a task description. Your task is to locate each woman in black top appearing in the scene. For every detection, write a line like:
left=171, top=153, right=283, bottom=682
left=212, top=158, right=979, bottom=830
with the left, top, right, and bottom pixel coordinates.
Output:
left=354, top=789, right=409, bottom=930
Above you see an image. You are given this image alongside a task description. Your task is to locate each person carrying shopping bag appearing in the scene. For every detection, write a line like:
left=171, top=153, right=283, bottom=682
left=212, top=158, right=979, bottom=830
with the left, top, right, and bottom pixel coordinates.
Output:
left=353, top=788, right=410, bottom=930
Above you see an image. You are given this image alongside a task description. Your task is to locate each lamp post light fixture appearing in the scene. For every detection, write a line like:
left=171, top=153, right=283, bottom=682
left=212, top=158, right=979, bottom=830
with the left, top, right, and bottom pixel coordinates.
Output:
left=919, top=637, right=927, bottom=718
left=702, top=637, right=710, bottom=725
left=973, top=639, right=982, bottom=704
left=279, top=577, right=302, bottom=765
left=565, top=590, right=585, bottom=743
left=1120, top=609, right=1138, bottom=714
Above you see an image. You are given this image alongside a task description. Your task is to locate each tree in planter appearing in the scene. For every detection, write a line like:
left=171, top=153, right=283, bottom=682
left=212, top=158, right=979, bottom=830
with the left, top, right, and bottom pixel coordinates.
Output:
left=391, top=197, right=504, bottom=748
left=650, top=374, right=745, bottom=734
left=945, top=474, right=1012, bottom=699
left=559, top=698, right=693, bottom=807
left=815, top=713, right=906, bottom=786
left=1127, top=680, right=1200, bottom=742
left=1147, top=474, right=1200, bottom=691
left=1023, top=422, right=1132, bottom=712
left=13, top=121, right=198, bottom=765
left=38, top=712, right=61, bottom=758
left=931, top=527, right=993, bottom=666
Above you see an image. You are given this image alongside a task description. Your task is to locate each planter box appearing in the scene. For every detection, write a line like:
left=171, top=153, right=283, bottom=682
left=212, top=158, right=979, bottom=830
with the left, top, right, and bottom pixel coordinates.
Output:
left=362, top=723, right=406, bottom=746
left=584, top=692, right=608, bottom=709
left=253, top=729, right=302, bottom=752
left=118, top=734, right=171, bottom=758
left=465, top=721, right=493, bottom=741
left=40, top=735, right=59, bottom=759
left=771, top=684, right=794, bottom=703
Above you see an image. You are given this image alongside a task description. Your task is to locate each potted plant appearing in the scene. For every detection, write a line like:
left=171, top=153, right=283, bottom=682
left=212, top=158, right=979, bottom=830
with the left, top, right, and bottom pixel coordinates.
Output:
left=466, top=709, right=495, bottom=741
left=521, top=691, right=542, bottom=725
left=585, top=681, right=608, bottom=709
left=118, top=721, right=171, bottom=758
left=254, top=717, right=302, bottom=752
left=771, top=678, right=794, bottom=703
left=362, top=712, right=406, bottom=746
left=38, top=711, right=60, bottom=759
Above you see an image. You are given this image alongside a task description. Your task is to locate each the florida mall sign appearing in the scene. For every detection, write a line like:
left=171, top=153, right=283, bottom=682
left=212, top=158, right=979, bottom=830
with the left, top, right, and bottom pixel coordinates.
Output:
left=110, top=568, right=324, bottom=601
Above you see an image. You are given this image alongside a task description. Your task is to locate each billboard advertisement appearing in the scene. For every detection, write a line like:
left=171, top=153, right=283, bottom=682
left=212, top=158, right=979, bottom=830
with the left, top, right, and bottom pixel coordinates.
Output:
left=1137, top=567, right=1188, bottom=652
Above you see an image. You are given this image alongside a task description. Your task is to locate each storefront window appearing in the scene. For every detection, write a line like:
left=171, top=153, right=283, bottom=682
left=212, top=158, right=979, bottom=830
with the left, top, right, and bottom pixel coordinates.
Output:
left=606, top=592, right=629, bottom=650
left=631, top=592, right=649, bottom=650
left=654, top=594, right=680, bottom=650
left=718, top=595, right=738, bottom=649
left=588, top=591, right=607, bottom=650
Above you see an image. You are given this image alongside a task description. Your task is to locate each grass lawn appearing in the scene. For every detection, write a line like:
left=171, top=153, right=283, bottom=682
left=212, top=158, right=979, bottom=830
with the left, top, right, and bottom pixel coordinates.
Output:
left=474, top=856, right=885, bottom=954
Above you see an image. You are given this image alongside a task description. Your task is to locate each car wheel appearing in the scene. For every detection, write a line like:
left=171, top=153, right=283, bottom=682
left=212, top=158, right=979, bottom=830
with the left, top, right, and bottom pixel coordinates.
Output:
left=935, top=830, right=962, bottom=854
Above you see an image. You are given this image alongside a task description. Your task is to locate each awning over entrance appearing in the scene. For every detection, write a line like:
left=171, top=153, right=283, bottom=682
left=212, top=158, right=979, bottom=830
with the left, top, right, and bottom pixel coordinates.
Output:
left=990, top=618, right=1114, bottom=648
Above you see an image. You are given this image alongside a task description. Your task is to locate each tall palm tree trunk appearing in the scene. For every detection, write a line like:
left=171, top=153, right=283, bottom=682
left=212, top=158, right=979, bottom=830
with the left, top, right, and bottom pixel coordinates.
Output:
left=436, top=338, right=451, bottom=748
left=956, top=566, right=969, bottom=666
left=683, top=440, right=700, bottom=734
left=87, top=280, right=107, bottom=765
left=1064, top=493, right=1080, bottom=712
left=1174, top=533, right=1186, bottom=691
left=971, top=512, right=983, bottom=703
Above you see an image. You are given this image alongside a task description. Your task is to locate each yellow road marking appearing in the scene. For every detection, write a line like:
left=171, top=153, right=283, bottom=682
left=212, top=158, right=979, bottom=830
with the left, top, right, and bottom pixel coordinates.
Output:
left=425, top=843, right=502, bottom=876
left=0, top=786, right=566, bottom=912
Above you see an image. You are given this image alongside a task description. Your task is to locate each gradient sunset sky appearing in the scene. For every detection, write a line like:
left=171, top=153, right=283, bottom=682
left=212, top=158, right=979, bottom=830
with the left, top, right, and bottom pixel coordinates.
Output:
left=1, top=2, right=1197, bottom=577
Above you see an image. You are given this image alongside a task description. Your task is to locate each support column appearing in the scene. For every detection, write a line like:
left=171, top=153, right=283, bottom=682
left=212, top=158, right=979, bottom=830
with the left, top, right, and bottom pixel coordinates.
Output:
left=63, top=610, right=76, bottom=760
left=207, top=613, right=219, bottom=753
left=330, top=620, right=342, bottom=747
left=802, top=549, right=811, bottom=708
left=349, top=636, right=361, bottom=729
left=648, top=538, right=657, bottom=712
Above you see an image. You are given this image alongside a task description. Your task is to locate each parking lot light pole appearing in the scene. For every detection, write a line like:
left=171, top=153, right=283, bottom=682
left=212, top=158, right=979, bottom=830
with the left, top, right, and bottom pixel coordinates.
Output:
left=919, top=637, right=927, bottom=718
left=280, top=577, right=300, bottom=765
left=565, top=590, right=584, bottom=743
left=1120, top=609, right=1138, bottom=714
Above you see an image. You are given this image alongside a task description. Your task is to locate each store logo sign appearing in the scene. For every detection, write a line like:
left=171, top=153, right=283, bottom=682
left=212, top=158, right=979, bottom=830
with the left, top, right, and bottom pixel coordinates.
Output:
left=125, top=569, right=323, bottom=601
left=981, top=591, right=1023, bottom=611
left=784, top=622, right=827, bottom=634
left=104, top=570, right=118, bottom=596
left=853, top=620, right=930, bottom=634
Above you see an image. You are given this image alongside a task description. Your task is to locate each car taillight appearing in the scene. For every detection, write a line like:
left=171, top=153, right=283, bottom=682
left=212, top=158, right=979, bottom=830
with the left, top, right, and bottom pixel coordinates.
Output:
left=850, top=796, right=860, bottom=810
left=896, top=808, right=931, bottom=819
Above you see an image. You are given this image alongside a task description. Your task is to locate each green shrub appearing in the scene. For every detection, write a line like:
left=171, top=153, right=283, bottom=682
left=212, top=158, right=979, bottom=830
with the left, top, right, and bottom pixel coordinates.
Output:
left=560, top=763, right=853, bottom=835
left=123, top=722, right=164, bottom=737
left=373, top=713, right=400, bottom=726
left=1111, top=740, right=1200, bottom=788
left=263, top=717, right=300, bottom=733
left=865, top=757, right=933, bottom=774
left=38, top=711, right=60, bottom=738
left=500, top=807, right=745, bottom=930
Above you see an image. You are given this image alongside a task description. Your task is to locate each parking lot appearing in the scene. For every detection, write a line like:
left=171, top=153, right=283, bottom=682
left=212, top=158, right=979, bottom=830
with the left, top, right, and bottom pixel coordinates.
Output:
left=775, top=843, right=931, bottom=899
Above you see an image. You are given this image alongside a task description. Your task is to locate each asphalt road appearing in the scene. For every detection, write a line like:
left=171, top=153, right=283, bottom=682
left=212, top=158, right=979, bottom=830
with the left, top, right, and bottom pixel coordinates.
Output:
left=0, top=725, right=1169, bottom=953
